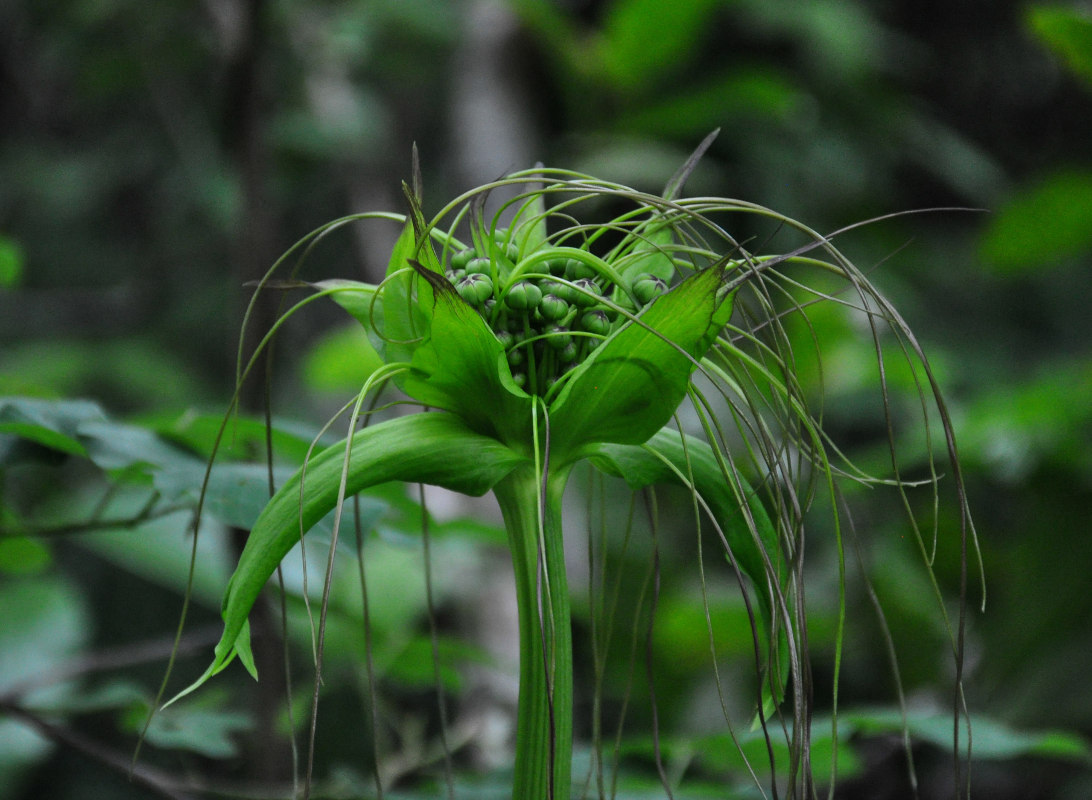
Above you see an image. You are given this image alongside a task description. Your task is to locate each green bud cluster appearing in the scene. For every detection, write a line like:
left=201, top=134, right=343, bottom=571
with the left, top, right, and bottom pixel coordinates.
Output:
left=444, top=234, right=669, bottom=397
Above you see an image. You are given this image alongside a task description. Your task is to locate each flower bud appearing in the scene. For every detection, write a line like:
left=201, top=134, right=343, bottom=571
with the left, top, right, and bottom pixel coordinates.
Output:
left=565, top=258, right=597, bottom=281
left=544, top=324, right=572, bottom=350
left=466, top=257, right=492, bottom=276
left=569, top=278, right=601, bottom=308
left=504, top=281, right=543, bottom=311
left=579, top=309, right=611, bottom=336
left=633, top=274, right=668, bottom=305
left=546, top=258, right=569, bottom=276
left=539, top=294, right=569, bottom=322
left=450, top=248, right=475, bottom=270
left=456, top=273, right=493, bottom=305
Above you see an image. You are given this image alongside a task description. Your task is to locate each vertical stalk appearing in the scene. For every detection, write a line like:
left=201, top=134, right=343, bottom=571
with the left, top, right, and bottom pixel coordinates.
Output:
left=493, top=464, right=573, bottom=800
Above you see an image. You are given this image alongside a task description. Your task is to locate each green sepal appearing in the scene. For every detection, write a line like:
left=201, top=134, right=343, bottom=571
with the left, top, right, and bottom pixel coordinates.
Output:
left=177, top=413, right=528, bottom=698
left=582, top=427, right=789, bottom=707
left=548, top=264, right=736, bottom=457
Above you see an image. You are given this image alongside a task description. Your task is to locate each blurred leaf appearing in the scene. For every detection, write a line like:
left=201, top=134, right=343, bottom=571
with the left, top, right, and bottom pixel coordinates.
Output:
left=383, top=635, right=491, bottom=692
left=0, top=339, right=210, bottom=411
left=77, top=507, right=232, bottom=607
left=78, top=418, right=198, bottom=480
left=619, top=68, right=807, bottom=137
left=0, top=537, right=52, bottom=576
left=126, top=700, right=252, bottom=759
left=0, top=236, right=24, bottom=288
left=0, top=575, right=90, bottom=696
left=845, top=707, right=1092, bottom=763
left=623, top=721, right=860, bottom=786
left=979, top=170, right=1092, bottom=272
left=141, top=409, right=331, bottom=465
left=30, top=680, right=146, bottom=715
left=599, top=0, right=724, bottom=90
left=1028, top=5, right=1092, bottom=86
left=0, top=396, right=104, bottom=457
left=302, top=322, right=385, bottom=393
left=955, top=357, right=1092, bottom=481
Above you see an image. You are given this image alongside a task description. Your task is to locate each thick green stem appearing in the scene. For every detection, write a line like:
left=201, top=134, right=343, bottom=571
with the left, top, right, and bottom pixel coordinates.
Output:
left=493, top=465, right=573, bottom=800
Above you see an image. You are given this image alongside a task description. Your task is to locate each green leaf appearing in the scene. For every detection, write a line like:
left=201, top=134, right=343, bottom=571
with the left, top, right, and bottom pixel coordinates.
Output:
left=0, top=236, right=24, bottom=288
left=133, top=701, right=253, bottom=758
left=616, top=219, right=676, bottom=285
left=548, top=265, right=735, bottom=455
left=142, top=410, right=328, bottom=465
left=185, top=413, right=527, bottom=695
left=302, top=322, right=386, bottom=393
left=599, top=0, right=723, bottom=90
left=844, top=707, right=1092, bottom=763
left=979, top=169, right=1092, bottom=272
left=620, top=68, right=805, bottom=137
left=0, top=537, right=52, bottom=576
left=0, top=396, right=104, bottom=457
left=312, top=279, right=380, bottom=333
left=1028, top=4, right=1092, bottom=86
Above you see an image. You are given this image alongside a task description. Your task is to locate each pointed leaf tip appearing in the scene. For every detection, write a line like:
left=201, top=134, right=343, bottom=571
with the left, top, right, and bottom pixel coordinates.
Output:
left=664, top=129, right=720, bottom=201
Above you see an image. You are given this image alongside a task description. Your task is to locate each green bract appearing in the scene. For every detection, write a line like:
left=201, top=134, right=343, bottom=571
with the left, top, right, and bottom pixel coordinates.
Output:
left=177, top=135, right=977, bottom=800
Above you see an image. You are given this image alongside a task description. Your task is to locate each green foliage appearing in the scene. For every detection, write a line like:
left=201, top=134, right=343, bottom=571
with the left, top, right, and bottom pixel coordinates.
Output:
left=0, top=236, right=24, bottom=288
left=1028, top=4, right=1092, bottom=86
left=978, top=169, right=1092, bottom=272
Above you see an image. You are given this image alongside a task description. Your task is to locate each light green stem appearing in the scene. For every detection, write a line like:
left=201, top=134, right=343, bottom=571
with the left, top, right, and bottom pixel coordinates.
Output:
left=493, top=465, right=573, bottom=800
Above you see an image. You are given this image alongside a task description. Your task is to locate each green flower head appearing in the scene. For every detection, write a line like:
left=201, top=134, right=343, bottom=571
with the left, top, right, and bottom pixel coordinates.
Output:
left=325, top=142, right=741, bottom=463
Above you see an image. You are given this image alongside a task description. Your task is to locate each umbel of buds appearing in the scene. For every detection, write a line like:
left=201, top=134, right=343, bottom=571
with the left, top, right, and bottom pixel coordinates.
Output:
left=444, top=237, right=667, bottom=395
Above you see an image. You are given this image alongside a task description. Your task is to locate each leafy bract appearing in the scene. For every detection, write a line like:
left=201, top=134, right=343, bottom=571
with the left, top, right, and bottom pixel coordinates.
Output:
left=549, top=265, right=736, bottom=456
left=378, top=218, right=434, bottom=366
left=401, top=269, right=534, bottom=445
left=184, top=412, right=528, bottom=695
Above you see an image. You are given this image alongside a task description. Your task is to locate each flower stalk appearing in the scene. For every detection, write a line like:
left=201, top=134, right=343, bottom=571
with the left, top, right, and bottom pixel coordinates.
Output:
left=492, top=463, right=574, bottom=799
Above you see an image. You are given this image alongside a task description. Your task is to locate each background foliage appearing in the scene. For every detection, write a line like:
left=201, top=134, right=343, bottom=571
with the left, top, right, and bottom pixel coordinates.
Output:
left=2, top=1, right=1091, bottom=798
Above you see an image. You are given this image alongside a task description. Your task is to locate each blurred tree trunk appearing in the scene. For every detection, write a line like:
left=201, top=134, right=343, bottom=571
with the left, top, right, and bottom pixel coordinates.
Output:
left=217, top=0, right=294, bottom=784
